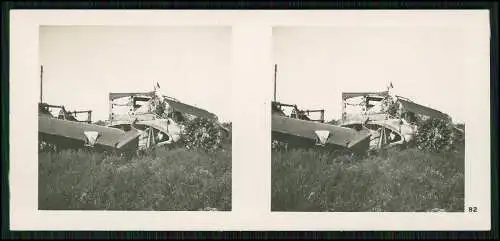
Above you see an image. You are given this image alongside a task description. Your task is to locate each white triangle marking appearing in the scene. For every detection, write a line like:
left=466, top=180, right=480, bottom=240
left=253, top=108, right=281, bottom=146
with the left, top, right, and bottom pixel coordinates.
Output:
left=84, top=131, right=100, bottom=147
left=314, top=130, right=330, bottom=146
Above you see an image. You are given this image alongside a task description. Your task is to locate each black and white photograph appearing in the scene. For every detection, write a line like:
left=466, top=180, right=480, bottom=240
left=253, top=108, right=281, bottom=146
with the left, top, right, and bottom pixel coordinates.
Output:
left=271, top=26, right=467, bottom=212
left=37, top=26, right=232, bottom=211
left=9, top=9, right=491, bottom=231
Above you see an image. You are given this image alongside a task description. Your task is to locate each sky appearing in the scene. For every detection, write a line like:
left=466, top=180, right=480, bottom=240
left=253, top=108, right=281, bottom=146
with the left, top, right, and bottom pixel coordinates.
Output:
left=39, top=26, right=232, bottom=123
left=273, top=26, right=467, bottom=123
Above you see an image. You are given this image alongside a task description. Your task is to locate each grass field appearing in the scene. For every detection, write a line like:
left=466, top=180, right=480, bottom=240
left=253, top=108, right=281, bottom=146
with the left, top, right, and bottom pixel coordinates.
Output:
left=271, top=145, right=464, bottom=212
left=39, top=144, right=231, bottom=211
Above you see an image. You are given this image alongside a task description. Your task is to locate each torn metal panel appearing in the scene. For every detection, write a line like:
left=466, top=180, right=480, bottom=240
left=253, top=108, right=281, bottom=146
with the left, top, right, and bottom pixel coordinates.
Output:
left=341, top=118, right=417, bottom=150
left=107, top=90, right=227, bottom=151
left=106, top=90, right=220, bottom=149
left=341, top=89, right=452, bottom=124
left=341, top=91, right=395, bottom=123
left=135, top=119, right=183, bottom=143
left=108, top=91, right=218, bottom=124
left=115, top=130, right=143, bottom=150
left=164, top=99, right=218, bottom=121
left=397, top=98, right=450, bottom=120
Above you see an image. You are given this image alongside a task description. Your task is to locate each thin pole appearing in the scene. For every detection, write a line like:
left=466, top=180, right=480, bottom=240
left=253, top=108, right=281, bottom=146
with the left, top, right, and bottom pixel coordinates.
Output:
left=273, top=64, right=277, bottom=102
left=341, top=96, right=345, bottom=122
left=40, top=65, right=44, bottom=103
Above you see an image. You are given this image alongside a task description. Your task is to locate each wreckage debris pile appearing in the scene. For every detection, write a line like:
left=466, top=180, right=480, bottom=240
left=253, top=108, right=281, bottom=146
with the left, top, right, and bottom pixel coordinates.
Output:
left=148, top=95, right=230, bottom=152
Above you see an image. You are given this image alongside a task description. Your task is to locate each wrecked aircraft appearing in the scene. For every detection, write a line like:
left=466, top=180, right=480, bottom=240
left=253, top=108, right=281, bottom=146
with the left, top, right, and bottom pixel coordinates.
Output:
left=340, top=89, right=452, bottom=150
left=341, top=90, right=450, bottom=124
left=37, top=65, right=225, bottom=153
left=269, top=64, right=457, bottom=152
left=38, top=89, right=226, bottom=153
left=271, top=101, right=372, bottom=153
left=106, top=90, right=226, bottom=151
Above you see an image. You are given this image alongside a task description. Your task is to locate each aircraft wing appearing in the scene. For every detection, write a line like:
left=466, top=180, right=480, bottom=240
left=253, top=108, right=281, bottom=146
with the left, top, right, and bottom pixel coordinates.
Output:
left=39, top=115, right=141, bottom=151
left=165, top=99, right=218, bottom=121
left=397, top=98, right=450, bottom=120
left=272, top=114, right=371, bottom=152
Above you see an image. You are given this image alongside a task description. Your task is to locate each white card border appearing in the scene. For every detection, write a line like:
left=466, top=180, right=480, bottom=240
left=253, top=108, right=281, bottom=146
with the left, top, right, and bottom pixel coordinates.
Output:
left=9, top=10, right=491, bottom=231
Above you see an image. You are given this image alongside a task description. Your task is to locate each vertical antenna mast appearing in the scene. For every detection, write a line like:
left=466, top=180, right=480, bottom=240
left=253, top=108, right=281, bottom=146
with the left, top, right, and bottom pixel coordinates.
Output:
left=40, top=65, right=44, bottom=103
left=273, top=64, right=277, bottom=102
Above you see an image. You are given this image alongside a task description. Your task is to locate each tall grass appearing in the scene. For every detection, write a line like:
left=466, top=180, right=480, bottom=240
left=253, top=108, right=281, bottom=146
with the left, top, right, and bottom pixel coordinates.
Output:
left=39, top=146, right=231, bottom=211
left=271, top=146, right=464, bottom=212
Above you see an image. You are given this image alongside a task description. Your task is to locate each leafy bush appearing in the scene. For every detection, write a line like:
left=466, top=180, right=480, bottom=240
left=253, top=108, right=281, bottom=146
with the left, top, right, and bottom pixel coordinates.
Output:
left=221, top=122, right=232, bottom=131
left=415, top=118, right=462, bottom=153
left=182, top=117, right=227, bottom=152
left=221, top=122, right=232, bottom=143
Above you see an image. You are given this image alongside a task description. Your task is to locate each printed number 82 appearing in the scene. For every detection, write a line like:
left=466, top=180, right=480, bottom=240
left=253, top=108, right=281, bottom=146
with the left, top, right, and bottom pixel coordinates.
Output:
left=468, top=206, right=478, bottom=212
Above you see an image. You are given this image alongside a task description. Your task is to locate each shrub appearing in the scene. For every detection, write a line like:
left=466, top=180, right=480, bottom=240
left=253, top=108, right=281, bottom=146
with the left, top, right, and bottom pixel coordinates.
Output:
left=221, top=122, right=232, bottom=131
left=221, top=122, right=232, bottom=143
left=415, top=118, right=461, bottom=153
left=182, top=117, right=227, bottom=152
